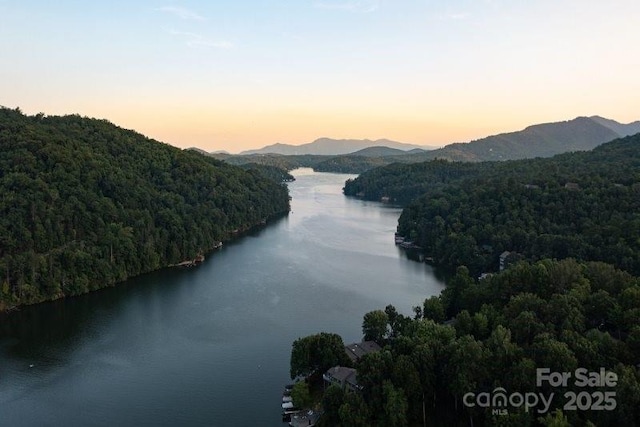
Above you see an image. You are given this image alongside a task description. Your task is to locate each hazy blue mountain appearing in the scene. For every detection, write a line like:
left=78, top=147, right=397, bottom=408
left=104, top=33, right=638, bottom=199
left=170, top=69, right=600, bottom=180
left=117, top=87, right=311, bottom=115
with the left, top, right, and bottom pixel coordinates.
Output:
left=589, top=115, right=640, bottom=137
left=238, top=117, right=638, bottom=161
left=239, top=138, right=428, bottom=155
left=198, top=116, right=639, bottom=174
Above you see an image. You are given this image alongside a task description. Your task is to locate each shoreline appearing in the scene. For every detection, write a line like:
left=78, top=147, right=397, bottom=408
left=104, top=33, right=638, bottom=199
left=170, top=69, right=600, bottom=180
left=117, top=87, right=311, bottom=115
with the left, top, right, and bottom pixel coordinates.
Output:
left=0, top=210, right=290, bottom=315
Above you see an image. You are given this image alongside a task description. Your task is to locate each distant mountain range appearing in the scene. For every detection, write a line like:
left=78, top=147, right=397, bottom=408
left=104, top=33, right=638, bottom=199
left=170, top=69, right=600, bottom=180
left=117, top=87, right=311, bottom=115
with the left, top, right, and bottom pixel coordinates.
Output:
left=215, top=116, right=640, bottom=160
left=239, top=138, right=431, bottom=156
left=311, top=116, right=640, bottom=172
left=194, top=115, right=640, bottom=174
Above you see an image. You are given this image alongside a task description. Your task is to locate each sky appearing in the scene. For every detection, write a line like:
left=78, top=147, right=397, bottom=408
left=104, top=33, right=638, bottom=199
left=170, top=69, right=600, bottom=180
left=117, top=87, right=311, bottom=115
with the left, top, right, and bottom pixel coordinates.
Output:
left=1, top=0, right=639, bottom=153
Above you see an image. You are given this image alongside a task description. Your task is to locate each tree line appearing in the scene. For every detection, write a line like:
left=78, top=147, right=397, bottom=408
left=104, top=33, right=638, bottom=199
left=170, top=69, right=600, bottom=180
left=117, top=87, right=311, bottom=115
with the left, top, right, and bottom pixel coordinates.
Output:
left=237, top=163, right=295, bottom=183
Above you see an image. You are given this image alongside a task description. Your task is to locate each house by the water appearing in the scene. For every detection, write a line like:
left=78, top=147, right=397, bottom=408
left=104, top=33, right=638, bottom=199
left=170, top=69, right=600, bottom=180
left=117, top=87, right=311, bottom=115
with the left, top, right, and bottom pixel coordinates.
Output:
left=322, top=340, right=382, bottom=393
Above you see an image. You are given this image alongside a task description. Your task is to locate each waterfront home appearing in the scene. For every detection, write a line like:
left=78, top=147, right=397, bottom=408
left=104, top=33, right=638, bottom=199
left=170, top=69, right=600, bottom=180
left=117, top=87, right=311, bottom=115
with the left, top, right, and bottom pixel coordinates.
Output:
left=323, top=366, right=362, bottom=393
left=344, top=341, right=382, bottom=364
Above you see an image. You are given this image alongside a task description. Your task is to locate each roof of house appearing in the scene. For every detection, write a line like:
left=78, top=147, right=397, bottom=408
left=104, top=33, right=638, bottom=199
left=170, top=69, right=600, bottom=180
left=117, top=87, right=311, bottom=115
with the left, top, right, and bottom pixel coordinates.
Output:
left=344, top=341, right=382, bottom=363
left=325, top=366, right=357, bottom=383
left=289, top=410, right=321, bottom=427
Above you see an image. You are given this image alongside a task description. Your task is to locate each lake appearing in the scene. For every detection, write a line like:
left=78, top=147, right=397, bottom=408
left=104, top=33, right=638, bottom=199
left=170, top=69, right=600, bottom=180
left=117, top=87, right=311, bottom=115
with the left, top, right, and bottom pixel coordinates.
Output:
left=0, top=168, right=445, bottom=426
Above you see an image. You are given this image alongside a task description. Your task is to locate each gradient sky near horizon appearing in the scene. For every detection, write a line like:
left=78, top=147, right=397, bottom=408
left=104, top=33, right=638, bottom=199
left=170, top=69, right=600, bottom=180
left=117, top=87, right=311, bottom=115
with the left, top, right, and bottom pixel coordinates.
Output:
left=1, top=0, right=639, bottom=153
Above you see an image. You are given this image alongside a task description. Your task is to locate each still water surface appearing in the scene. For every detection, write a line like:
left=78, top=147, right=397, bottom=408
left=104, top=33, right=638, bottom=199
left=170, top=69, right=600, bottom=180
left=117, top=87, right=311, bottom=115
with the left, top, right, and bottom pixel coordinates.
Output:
left=0, top=169, right=445, bottom=426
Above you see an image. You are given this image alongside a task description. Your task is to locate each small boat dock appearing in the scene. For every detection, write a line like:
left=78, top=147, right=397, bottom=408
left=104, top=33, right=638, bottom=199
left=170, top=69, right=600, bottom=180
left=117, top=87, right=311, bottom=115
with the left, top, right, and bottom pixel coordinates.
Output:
left=173, top=254, right=205, bottom=268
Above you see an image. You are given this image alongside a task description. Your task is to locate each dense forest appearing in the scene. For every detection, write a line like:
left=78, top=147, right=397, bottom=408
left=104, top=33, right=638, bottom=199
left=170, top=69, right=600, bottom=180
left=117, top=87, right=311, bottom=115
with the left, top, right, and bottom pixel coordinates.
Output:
left=211, top=150, right=415, bottom=174
left=343, top=160, right=489, bottom=205
left=291, top=259, right=640, bottom=426
left=211, top=152, right=327, bottom=171
left=313, top=155, right=393, bottom=174
left=397, top=135, right=640, bottom=277
left=344, top=134, right=640, bottom=277
left=0, top=108, right=290, bottom=311
left=237, top=163, right=295, bottom=183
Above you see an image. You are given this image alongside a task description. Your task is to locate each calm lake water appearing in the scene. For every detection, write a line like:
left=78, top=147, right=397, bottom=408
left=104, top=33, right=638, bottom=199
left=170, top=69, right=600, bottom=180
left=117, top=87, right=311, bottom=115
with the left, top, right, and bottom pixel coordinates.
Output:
left=0, top=168, right=445, bottom=426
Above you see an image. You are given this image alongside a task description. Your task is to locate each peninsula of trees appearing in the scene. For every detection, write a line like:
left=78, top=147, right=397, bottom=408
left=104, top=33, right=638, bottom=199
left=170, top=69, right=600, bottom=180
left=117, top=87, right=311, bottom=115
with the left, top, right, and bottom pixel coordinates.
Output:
left=291, top=259, right=640, bottom=426
left=0, top=108, right=290, bottom=311
left=345, top=133, right=640, bottom=277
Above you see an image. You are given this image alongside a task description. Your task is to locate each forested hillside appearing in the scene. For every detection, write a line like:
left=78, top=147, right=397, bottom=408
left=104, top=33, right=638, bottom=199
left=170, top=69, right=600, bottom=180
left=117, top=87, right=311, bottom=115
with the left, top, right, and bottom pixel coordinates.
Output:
left=211, top=152, right=327, bottom=171
left=345, top=134, right=640, bottom=276
left=237, top=163, right=295, bottom=183
left=343, top=160, right=489, bottom=204
left=396, top=134, right=640, bottom=277
left=0, top=108, right=290, bottom=310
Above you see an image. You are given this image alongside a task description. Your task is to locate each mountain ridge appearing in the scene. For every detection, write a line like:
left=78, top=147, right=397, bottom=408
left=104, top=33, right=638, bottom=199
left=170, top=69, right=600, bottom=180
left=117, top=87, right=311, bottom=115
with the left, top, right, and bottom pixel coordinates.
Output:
left=193, top=115, right=640, bottom=174
left=423, top=116, right=623, bottom=161
left=348, top=146, right=417, bottom=157
left=197, top=116, right=639, bottom=161
left=239, top=137, right=430, bottom=155
left=376, top=116, right=639, bottom=164
left=589, top=115, right=640, bottom=137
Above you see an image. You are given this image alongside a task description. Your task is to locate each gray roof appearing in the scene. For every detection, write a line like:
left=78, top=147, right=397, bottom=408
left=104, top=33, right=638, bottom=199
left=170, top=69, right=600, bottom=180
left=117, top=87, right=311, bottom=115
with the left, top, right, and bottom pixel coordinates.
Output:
left=289, top=410, right=321, bottom=427
left=344, top=341, right=382, bottom=363
left=326, top=366, right=356, bottom=382
left=324, top=366, right=359, bottom=388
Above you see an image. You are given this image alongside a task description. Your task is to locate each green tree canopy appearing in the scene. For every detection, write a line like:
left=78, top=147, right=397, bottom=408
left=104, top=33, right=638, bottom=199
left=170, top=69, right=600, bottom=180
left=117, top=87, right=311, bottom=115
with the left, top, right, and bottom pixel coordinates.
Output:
left=289, top=332, right=350, bottom=379
left=0, top=108, right=290, bottom=310
left=362, top=309, right=389, bottom=343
